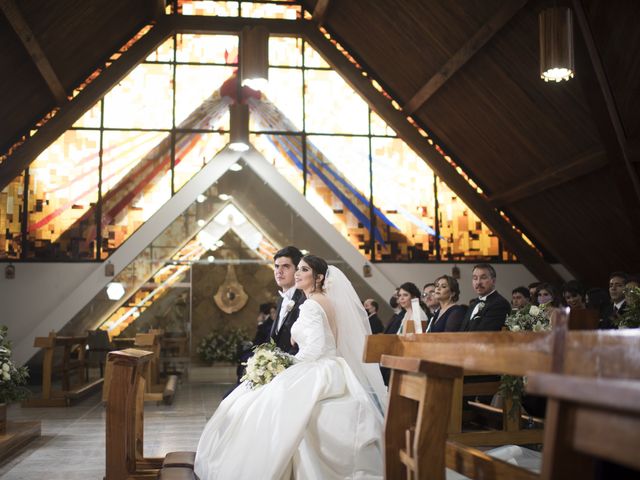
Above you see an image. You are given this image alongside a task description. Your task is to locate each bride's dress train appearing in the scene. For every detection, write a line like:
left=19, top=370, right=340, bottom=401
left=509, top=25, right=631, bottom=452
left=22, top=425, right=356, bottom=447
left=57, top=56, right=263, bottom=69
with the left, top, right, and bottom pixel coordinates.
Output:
left=194, top=299, right=384, bottom=480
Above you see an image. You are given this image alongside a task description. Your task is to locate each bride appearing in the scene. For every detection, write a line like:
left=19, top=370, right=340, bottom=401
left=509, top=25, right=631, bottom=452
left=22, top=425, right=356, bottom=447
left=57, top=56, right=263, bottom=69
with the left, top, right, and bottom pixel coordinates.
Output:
left=194, top=255, right=387, bottom=479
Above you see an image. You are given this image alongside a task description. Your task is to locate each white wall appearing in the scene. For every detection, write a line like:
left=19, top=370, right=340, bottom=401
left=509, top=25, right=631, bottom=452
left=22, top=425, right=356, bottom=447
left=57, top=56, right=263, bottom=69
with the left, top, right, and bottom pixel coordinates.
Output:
left=376, top=263, right=572, bottom=305
left=0, top=262, right=95, bottom=345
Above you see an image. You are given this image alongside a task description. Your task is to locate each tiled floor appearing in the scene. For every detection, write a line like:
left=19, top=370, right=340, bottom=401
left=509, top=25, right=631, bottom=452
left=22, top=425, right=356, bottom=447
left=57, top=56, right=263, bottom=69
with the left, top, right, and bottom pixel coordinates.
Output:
left=0, top=382, right=228, bottom=479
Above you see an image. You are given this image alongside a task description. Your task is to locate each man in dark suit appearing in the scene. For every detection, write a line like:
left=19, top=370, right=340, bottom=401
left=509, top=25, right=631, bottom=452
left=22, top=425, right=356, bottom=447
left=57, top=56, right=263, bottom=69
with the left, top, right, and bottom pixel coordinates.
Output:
left=601, top=271, right=628, bottom=329
left=270, top=246, right=305, bottom=354
left=363, top=299, right=384, bottom=334
left=460, top=263, right=511, bottom=332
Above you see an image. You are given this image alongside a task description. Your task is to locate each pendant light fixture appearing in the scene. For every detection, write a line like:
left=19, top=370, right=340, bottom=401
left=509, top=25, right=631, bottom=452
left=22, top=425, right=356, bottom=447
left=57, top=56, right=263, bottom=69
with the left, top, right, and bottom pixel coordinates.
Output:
left=240, top=26, right=269, bottom=90
left=539, top=6, right=575, bottom=82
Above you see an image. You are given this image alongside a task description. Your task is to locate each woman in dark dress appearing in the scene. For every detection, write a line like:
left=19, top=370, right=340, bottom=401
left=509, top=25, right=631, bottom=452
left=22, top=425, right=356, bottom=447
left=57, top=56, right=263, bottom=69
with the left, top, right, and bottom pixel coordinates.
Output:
left=428, top=275, right=467, bottom=332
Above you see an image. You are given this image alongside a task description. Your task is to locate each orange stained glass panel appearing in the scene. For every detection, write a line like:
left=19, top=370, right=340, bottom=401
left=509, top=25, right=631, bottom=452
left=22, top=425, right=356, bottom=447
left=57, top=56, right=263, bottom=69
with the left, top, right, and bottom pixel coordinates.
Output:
left=26, top=130, right=100, bottom=258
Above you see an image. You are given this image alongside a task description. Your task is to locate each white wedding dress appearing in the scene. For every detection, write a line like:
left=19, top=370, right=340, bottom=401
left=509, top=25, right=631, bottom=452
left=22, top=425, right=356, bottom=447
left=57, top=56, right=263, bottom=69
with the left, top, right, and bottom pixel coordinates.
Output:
left=194, top=298, right=385, bottom=480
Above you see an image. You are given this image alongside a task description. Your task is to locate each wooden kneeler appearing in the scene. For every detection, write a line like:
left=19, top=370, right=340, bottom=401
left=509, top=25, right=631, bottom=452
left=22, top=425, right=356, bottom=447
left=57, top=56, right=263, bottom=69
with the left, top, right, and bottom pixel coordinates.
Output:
left=382, top=354, right=463, bottom=480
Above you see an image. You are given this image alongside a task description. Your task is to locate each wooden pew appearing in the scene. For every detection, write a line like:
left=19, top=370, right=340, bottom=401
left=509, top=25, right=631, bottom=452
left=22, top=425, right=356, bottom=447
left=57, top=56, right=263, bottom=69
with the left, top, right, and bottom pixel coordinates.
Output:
left=365, top=310, right=640, bottom=479
left=103, top=332, right=179, bottom=405
left=105, top=349, right=196, bottom=480
left=23, top=331, right=103, bottom=407
left=527, top=373, right=640, bottom=479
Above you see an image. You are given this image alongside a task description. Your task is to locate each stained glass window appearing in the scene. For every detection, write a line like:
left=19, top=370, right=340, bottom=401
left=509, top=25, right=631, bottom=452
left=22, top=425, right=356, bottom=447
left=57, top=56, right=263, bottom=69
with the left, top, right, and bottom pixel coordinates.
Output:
left=2, top=3, right=517, bottom=263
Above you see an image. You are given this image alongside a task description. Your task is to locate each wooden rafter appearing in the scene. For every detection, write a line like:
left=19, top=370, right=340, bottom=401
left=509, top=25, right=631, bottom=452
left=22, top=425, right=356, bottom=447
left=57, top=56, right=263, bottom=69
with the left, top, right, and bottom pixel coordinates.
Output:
left=312, top=0, right=331, bottom=26
left=0, top=18, right=173, bottom=191
left=0, top=0, right=67, bottom=104
left=572, top=0, right=640, bottom=247
left=404, top=0, right=529, bottom=114
left=572, top=0, right=640, bottom=204
left=302, top=24, right=563, bottom=284
left=488, top=149, right=607, bottom=207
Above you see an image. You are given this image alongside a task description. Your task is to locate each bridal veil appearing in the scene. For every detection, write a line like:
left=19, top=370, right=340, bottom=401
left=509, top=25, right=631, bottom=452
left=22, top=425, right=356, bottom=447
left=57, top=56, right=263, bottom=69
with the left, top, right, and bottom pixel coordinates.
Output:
left=325, top=265, right=388, bottom=411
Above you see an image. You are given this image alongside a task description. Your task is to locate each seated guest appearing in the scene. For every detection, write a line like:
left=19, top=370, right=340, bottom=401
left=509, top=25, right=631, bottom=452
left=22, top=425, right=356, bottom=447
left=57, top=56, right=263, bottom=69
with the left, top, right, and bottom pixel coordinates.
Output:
left=511, top=286, right=530, bottom=312
left=528, top=281, right=542, bottom=305
left=363, top=298, right=384, bottom=334
left=602, top=271, right=629, bottom=329
left=253, top=302, right=275, bottom=346
left=398, top=282, right=428, bottom=334
left=384, top=289, right=404, bottom=334
left=460, top=263, right=511, bottom=331
left=427, top=275, right=467, bottom=332
left=561, top=280, right=586, bottom=310
left=586, top=287, right=610, bottom=325
left=421, top=282, right=439, bottom=320
left=536, top=282, right=560, bottom=308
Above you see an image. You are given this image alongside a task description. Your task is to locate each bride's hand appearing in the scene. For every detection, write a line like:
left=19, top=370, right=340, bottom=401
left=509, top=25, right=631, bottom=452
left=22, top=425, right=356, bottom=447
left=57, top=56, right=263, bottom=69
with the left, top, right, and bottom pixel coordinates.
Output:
left=291, top=339, right=297, bottom=347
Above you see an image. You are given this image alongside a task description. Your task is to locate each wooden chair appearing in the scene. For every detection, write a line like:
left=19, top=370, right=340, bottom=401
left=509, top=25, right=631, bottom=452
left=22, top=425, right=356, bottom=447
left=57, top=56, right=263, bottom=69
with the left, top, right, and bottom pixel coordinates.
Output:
left=104, top=348, right=196, bottom=480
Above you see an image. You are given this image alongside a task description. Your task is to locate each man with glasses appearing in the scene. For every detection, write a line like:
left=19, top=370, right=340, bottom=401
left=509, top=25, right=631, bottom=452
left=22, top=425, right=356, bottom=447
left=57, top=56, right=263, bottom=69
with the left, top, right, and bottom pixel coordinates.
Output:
left=422, top=282, right=439, bottom=320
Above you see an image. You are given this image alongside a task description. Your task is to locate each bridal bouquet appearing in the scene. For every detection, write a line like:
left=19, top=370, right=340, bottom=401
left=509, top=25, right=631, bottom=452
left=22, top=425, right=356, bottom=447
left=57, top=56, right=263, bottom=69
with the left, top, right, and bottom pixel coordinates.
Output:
left=241, top=341, right=295, bottom=389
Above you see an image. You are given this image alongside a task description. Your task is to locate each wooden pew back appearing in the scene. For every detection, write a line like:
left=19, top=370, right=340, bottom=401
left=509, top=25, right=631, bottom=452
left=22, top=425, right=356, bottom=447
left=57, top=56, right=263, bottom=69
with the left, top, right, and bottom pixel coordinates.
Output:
left=105, top=348, right=163, bottom=480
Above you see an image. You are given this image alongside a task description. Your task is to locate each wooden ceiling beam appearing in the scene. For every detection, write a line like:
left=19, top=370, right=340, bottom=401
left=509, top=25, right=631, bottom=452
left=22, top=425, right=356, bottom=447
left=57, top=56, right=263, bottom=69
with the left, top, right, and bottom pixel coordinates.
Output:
left=0, top=18, right=172, bottom=191
left=572, top=0, right=640, bottom=246
left=312, top=0, right=331, bottom=26
left=0, top=0, right=67, bottom=104
left=303, top=24, right=563, bottom=284
left=404, top=0, right=529, bottom=115
left=488, top=149, right=607, bottom=207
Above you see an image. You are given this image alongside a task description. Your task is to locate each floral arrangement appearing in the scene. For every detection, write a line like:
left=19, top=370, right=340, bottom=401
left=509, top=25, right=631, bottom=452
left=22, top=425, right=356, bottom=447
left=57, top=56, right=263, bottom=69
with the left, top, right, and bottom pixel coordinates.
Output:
left=240, top=341, right=295, bottom=389
left=197, top=326, right=250, bottom=364
left=499, top=304, right=551, bottom=417
left=616, top=286, right=640, bottom=329
left=0, top=326, right=29, bottom=404
left=504, top=304, right=552, bottom=333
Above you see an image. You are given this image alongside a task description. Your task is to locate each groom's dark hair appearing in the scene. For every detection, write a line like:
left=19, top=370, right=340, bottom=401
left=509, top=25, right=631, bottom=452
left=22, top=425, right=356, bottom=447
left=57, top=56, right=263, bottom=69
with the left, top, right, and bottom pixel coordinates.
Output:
left=274, top=246, right=303, bottom=266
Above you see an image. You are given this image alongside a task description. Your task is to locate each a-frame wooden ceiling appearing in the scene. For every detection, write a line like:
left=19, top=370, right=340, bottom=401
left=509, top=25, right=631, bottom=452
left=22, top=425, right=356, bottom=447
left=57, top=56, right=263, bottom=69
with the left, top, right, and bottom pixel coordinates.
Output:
left=1, top=0, right=639, bottom=287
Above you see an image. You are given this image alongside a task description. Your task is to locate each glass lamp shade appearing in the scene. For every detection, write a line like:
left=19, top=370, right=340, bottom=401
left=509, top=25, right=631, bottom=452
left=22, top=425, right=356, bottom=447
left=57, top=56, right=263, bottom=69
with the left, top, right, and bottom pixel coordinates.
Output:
left=539, top=7, right=575, bottom=82
left=229, top=103, right=250, bottom=152
left=240, top=26, right=269, bottom=90
left=106, top=282, right=126, bottom=301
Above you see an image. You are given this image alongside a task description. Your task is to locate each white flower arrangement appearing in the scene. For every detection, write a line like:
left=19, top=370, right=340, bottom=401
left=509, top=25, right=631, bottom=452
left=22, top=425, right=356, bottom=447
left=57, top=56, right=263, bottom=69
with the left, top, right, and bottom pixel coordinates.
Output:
left=0, top=325, right=29, bottom=404
left=241, top=341, right=295, bottom=389
left=505, top=303, right=551, bottom=333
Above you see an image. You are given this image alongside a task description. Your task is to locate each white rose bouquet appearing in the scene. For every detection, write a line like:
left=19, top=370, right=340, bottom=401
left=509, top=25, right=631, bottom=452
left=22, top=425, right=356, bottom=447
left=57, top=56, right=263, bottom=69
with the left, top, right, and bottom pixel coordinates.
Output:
left=241, top=340, right=295, bottom=389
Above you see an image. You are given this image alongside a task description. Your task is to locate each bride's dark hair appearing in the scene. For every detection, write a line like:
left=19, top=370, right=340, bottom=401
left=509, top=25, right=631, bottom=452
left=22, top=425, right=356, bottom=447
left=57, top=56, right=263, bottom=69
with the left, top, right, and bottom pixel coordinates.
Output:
left=301, top=255, right=328, bottom=292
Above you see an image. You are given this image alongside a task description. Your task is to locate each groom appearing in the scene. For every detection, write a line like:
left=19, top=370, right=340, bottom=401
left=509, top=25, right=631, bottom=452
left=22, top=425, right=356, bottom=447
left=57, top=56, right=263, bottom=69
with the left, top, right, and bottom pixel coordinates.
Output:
left=270, top=246, right=305, bottom=354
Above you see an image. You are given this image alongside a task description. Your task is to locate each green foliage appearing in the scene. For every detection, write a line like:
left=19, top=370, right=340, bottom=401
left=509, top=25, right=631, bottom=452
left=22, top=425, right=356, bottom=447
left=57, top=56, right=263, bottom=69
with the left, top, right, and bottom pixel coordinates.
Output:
left=197, top=326, right=250, bottom=364
left=616, top=286, right=640, bottom=329
left=0, top=325, right=30, bottom=404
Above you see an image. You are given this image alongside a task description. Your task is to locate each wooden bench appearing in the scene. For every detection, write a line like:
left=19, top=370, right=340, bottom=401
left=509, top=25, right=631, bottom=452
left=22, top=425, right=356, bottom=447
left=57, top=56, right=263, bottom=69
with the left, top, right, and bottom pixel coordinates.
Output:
left=104, top=348, right=195, bottom=480
left=23, top=331, right=103, bottom=407
left=366, top=309, right=640, bottom=479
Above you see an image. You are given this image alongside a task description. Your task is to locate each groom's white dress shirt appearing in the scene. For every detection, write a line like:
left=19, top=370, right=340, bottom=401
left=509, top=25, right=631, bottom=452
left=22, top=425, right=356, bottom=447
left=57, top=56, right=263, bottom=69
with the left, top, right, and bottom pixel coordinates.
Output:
left=276, top=286, right=296, bottom=333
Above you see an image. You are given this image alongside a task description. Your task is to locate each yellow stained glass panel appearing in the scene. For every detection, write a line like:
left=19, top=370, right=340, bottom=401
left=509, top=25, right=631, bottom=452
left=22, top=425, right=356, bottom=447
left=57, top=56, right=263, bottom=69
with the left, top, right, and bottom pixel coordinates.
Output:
left=304, top=69, right=369, bottom=134
left=103, top=63, right=173, bottom=129
left=176, top=34, right=238, bottom=64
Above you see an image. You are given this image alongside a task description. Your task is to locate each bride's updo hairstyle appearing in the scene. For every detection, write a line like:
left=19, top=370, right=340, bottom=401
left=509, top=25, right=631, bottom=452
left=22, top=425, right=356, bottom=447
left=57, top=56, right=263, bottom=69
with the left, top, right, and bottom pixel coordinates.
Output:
left=301, top=255, right=328, bottom=293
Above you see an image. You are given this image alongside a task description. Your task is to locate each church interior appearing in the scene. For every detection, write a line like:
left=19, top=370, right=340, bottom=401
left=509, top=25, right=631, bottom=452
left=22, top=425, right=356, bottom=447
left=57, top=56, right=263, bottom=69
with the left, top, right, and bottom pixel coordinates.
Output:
left=0, top=0, right=639, bottom=478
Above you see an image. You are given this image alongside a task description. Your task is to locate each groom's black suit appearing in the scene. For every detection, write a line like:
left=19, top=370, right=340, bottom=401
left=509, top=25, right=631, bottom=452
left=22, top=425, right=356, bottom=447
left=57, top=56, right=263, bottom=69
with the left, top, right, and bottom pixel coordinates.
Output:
left=459, top=290, right=510, bottom=332
left=270, top=289, right=306, bottom=355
